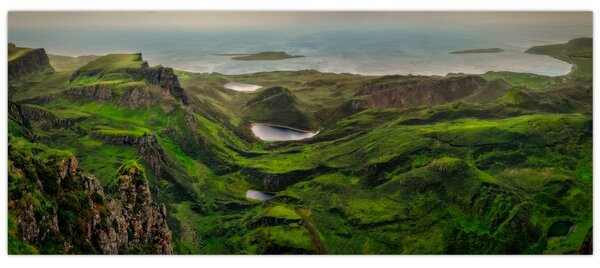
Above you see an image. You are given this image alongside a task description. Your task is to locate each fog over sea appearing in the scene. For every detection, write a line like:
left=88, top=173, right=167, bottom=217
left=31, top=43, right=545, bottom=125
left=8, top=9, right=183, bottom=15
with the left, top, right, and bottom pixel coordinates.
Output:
left=8, top=13, right=592, bottom=76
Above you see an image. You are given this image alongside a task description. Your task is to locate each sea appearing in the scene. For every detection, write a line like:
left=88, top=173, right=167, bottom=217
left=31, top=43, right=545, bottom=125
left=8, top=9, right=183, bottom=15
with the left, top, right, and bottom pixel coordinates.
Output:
left=8, top=23, right=591, bottom=76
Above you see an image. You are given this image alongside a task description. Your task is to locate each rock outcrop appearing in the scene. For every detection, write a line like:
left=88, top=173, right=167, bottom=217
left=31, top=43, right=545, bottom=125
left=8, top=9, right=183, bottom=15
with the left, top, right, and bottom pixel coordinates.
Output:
left=18, top=104, right=78, bottom=129
left=8, top=142, right=172, bottom=254
left=352, top=75, right=487, bottom=110
left=8, top=44, right=54, bottom=79
left=66, top=84, right=113, bottom=102
left=87, top=133, right=170, bottom=176
left=68, top=53, right=190, bottom=106
left=8, top=101, right=35, bottom=140
left=145, top=66, right=190, bottom=105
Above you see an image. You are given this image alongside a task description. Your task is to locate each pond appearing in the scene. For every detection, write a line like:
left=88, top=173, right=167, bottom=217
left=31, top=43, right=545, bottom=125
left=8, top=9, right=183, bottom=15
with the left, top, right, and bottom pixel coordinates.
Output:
left=224, top=82, right=262, bottom=92
left=547, top=221, right=574, bottom=237
left=251, top=123, right=318, bottom=141
left=246, top=189, right=274, bottom=201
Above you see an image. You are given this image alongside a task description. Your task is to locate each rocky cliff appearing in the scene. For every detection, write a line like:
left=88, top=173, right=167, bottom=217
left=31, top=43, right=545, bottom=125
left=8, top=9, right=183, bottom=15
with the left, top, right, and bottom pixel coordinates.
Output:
left=145, top=67, right=190, bottom=105
left=8, top=101, right=35, bottom=141
left=68, top=53, right=190, bottom=106
left=8, top=44, right=54, bottom=79
left=352, top=75, right=487, bottom=109
left=8, top=140, right=172, bottom=254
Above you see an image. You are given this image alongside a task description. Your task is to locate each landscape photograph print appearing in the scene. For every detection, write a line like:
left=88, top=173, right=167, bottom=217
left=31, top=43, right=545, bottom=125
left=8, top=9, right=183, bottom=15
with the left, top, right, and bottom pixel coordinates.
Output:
left=6, top=11, right=593, bottom=255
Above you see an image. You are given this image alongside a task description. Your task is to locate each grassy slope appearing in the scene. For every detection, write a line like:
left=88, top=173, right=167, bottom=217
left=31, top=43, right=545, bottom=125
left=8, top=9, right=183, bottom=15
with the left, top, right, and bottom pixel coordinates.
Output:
left=8, top=45, right=34, bottom=61
left=77, top=53, right=147, bottom=73
left=8, top=38, right=593, bottom=254
left=48, top=54, right=100, bottom=72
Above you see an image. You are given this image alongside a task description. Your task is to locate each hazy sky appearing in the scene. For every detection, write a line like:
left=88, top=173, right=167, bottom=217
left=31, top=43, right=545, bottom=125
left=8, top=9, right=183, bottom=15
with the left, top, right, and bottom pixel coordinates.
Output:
left=8, top=11, right=592, bottom=31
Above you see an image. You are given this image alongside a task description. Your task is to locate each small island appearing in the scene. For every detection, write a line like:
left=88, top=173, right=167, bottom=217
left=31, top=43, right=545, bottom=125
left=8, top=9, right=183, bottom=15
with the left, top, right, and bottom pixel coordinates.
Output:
left=451, top=48, right=504, bottom=54
left=214, top=51, right=305, bottom=61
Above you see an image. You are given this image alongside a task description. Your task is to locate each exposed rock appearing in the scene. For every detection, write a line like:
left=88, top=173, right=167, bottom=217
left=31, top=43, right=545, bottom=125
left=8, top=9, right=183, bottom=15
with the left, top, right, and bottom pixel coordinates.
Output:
left=8, top=101, right=35, bottom=140
left=8, top=143, right=173, bottom=254
left=352, top=75, right=487, bottom=109
left=87, top=133, right=170, bottom=176
left=66, top=84, right=113, bottom=102
left=114, top=162, right=173, bottom=254
left=117, top=87, right=153, bottom=109
left=8, top=47, right=54, bottom=79
left=18, top=104, right=77, bottom=129
left=184, top=109, right=199, bottom=131
left=145, top=66, right=190, bottom=105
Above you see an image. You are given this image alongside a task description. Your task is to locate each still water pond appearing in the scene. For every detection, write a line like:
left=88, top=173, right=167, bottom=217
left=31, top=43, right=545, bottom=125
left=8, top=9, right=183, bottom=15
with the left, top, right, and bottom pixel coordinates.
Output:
left=251, top=123, right=318, bottom=141
left=246, top=190, right=274, bottom=201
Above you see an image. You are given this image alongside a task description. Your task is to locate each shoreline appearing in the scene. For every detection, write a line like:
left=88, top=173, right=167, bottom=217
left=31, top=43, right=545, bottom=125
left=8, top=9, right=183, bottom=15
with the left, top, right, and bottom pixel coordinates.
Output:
left=168, top=55, right=575, bottom=78
left=36, top=38, right=580, bottom=79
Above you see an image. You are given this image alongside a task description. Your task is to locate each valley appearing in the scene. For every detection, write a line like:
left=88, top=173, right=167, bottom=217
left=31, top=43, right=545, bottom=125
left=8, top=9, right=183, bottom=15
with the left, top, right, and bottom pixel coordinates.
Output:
left=7, top=38, right=593, bottom=254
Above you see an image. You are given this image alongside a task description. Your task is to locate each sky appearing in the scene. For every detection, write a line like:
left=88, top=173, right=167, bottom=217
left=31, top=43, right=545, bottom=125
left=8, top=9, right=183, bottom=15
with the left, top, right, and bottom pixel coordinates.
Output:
left=8, top=11, right=593, bottom=31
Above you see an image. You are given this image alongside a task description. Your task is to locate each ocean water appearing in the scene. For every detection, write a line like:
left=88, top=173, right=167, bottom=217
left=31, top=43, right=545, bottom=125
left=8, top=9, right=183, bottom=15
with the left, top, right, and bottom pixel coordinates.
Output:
left=8, top=23, right=591, bottom=76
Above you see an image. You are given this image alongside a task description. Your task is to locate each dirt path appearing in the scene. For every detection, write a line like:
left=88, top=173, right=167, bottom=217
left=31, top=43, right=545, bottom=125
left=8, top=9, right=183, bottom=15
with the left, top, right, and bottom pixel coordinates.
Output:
left=296, top=208, right=327, bottom=254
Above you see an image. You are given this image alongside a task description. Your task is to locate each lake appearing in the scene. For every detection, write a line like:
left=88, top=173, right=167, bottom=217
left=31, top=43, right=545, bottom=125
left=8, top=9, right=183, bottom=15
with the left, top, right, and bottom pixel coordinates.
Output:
left=246, top=190, right=274, bottom=201
left=224, top=82, right=262, bottom=92
left=251, top=123, right=318, bottom=141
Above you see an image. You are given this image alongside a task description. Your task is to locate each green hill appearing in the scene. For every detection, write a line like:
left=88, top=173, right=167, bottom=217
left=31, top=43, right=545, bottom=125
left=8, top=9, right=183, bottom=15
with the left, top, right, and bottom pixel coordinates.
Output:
left=7, top=38, right=593, bottom=255
left=525, top=37, right=592, bottom=79
left=243, top=86, right=318, bottom=131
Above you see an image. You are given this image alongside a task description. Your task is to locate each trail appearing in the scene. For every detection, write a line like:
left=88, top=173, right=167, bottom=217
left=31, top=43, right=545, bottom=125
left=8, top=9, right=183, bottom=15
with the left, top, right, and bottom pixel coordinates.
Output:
left=296, top=208, right=327, bottom=254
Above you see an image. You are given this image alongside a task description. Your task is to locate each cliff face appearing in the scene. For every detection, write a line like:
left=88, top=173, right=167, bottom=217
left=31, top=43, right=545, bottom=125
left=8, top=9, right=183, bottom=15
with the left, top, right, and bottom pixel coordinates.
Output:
left=66, top=85, right=113, bottom=102
left=86, top=133, right=170, bottom=177
left=8, top=101, right=35, bottom=141
left=145, top=66, right=190, bottom=105
left=66, top=55, right=190, bottom=107
left=8, top=45, right=54, bottom=79
left=352, top=75, right=487, bottom=109
left=18, top=104, right=76, bottom=129
left=8, top=141, right=172, bottom=254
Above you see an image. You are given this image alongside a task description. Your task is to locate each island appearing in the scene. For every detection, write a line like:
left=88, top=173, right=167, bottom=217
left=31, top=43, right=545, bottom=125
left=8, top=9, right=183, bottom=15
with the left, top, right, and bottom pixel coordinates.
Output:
left=450, top=48, right=504, bottom=54
left=214, top=51, right=305, bottom=61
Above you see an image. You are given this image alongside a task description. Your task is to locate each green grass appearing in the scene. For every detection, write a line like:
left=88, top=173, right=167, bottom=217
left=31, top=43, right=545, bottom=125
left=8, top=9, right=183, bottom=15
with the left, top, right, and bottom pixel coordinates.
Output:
left=49, top=54, right=99, bottom=72
left=77, top=53, right=146, bottom=73
left=253, top=225, right=316, bottom=253
left=8, top=46, right=34, bottom=61
left=7, top=37, right=593, bottom=254
left=260, top=205, right=301, bottom=220
left=526, top=37, right=592, bottom=80
left=482, top=71, right=556, bottom=90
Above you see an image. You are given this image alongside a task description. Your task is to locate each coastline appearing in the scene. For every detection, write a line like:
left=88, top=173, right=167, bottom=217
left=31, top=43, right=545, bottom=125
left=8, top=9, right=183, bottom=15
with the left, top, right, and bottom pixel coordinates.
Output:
left=31, top=39, right=581, bottom=78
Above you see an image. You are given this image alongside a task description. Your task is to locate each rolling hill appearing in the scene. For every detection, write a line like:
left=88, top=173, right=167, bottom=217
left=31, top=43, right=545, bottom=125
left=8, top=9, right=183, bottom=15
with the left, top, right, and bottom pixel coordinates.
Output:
left=7, top=38, right=593, bottom=254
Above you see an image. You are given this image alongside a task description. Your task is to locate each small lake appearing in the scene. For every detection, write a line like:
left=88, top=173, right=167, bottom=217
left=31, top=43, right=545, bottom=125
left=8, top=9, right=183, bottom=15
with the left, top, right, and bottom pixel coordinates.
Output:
left=251, top=123, right=318, bottom=141
left=246, top=189, right=274, bottom=201
left=547, top=221, right=574, bottom=237
left=224, top=82, right=262, bottom=92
